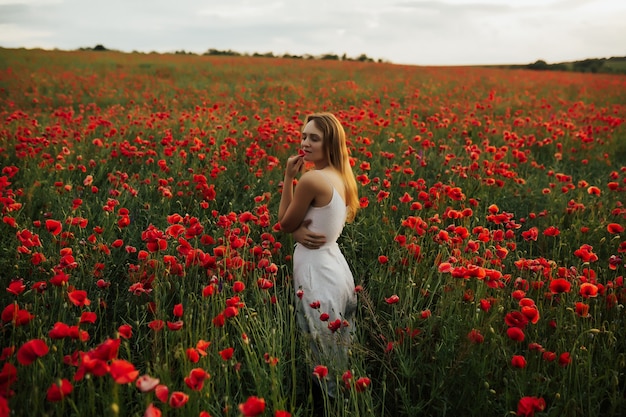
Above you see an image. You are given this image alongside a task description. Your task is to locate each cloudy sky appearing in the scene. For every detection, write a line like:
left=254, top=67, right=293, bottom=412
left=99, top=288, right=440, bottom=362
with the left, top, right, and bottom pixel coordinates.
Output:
left=1, top=0, right=624, bottom=66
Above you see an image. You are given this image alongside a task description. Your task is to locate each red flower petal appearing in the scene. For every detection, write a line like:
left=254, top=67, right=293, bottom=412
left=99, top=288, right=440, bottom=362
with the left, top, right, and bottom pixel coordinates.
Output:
left=17, top=339, right=49, bottom=365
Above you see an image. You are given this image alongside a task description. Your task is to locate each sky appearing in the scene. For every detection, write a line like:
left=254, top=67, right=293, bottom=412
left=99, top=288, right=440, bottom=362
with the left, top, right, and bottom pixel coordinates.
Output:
left=0, top=0, right=624, bottom=66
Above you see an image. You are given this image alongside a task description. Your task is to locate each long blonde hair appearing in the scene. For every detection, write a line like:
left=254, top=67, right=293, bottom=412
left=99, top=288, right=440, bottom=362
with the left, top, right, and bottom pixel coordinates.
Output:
left=304, top=112, right=359, bottom=222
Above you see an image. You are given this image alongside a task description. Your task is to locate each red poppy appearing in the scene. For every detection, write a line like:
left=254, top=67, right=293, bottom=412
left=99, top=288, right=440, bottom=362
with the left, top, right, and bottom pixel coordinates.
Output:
left=607, top=223, right=624, bottom=234
left=29, top=281, right=46, bottom=294
left=224, top=306, right=239, bottom=318
left=1, top=303, right=34, bottom=326
left=506, top=327, right=525, bottom=342
left=233, top=281, right=245, bottom=293
left=543, top=226, right=560, bottom=236
left=574, top=244, right=598, bottom=262
left=558, top=352, right=572, bottom=367
left=184, top=368, right=210, bottom=391
left=109, top=359, right=139, bottom=384
left=609, top=255, right=622, bottom=270
left=168, top=391, right=189, bottom=408
left=46, top=378, right=73, bottom=402
left=587, top=186, right=601, bottom=196
left=504, top=311, right=528, bottom=328
left=257, top=278, right=274, bottom=289
left=495, top=245, right=509, bottom=259
left=219, top=347, right=234, bottom=361
left=173, top=303, right=183, bottom=318
left=79, top=311, right=97, bottom=324
left=511, top=355, right=527, bottom=369
left=313, top=365, right=328, bottom=379
left=155, top=384, right=169, bottom=402
left=399, top=192, right=413, bottom=203
left=17, top=339, right=49, bottom=365
left=49, top=322, right=71, bottom=339
left=45, top=219, right=62, bottom=235
left=516, top=396, right=545, bottom=417
left=148, top=320, right=164, bottom=331
left=521, top=227, right=538, bottom=241
left=186, top=348, right=200, bottom=363
left=69, top=326, right=90, bottom=342
left=165, top=224, right=185, bottom=237
left=166, top=320, right=184, bottom=331
left=549, top=278, right=571, bottom=294
left=521, top=305, right=540, bottom=324
left=238, top=396, right=266, bottom=417
left=0, top=362, right=17, bottom=396
left=579, top=282, right=598, bottom=298
left=196, top=339, right=211, bottom=354
left=31, top=252, right=46, bottom=265
left=91, top=338, right=120, bottom=361
left=355, top=377, right=371, bottom=392
left=74, top=352, right=109, bottom=381
left=467, top=329, right=484, bottom=344
left=68, top=290, right=91, bottom=307
left=575, top=302, right=590, bottom=318
left=385, top=294, right=400, bottom=304
left=118, top=324, right=133, bottom=339
left=7, top=279, right=25, bottom=296
left=144, top=403, right=162, bottom=417
left=202, top=284, right=216, bottom=297
left=328, top=319, right=342, bottom=332
left=3, top=216, right=16, bottom=228
left=212, top=313, right=225, bottom=327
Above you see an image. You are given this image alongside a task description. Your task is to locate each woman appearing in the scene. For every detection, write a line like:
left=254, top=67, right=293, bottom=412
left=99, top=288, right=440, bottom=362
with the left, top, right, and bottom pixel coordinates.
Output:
left=278, top=112, right=359, bottom=399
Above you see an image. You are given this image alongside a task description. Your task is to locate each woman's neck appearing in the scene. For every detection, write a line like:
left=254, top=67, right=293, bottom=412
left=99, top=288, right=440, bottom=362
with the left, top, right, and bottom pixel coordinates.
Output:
left=314, top=162, right=329, bottom=170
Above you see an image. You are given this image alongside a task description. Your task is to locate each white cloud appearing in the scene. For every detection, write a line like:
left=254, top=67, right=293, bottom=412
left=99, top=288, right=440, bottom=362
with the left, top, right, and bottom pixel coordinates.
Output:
left=0, top=23, right=54, bottom=45
left=0, top=0, right=624, bottom=65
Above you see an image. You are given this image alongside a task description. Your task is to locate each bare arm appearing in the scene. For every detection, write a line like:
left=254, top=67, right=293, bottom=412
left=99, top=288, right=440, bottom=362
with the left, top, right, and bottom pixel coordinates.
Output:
left=292, top=219, right=326, bottom=249
left=278, top=155, right=303, bottom=225
left=278, top=156, right=328, bottom=247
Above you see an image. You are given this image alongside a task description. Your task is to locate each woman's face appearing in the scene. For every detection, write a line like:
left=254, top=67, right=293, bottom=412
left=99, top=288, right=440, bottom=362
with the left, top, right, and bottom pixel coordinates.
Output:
left=301, top=120, right=326, bottom=165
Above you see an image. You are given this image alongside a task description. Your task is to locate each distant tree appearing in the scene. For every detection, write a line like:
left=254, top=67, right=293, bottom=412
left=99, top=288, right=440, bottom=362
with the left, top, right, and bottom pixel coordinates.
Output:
left=93, top=44, right=107, bottom=51
left=527, top=60, right=549, bottom=70
left=252, top=52, right=275, bottom=58
left=573, top=58, right=605, bottom=73
left=550, top=63, right=568, bottom=71
left=321, top=53, right=339, bottom=60
left=204, top=48, right=241, bottom=56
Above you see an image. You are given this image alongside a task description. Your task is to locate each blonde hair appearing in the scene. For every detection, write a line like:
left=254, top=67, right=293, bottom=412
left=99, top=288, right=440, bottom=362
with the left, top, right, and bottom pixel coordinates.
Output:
left=304, top=112, right=359, bottom=222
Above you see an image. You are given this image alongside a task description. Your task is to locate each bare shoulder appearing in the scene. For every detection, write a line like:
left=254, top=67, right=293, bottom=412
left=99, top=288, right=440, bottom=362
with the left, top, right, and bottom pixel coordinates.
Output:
left=298, top=170, right=326, bottom=188
left=298, top=170, right=334, bottom=206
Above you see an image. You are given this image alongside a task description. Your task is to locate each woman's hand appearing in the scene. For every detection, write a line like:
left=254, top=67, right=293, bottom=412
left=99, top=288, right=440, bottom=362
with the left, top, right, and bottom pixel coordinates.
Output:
left=285, top=154, right=304, bottom=179
left=293, top=219, right=326, bottom=249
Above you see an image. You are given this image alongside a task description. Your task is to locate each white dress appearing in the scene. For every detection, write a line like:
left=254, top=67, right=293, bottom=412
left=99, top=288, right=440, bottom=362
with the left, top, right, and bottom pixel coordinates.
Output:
left=292, top=174, right=357, bottom=394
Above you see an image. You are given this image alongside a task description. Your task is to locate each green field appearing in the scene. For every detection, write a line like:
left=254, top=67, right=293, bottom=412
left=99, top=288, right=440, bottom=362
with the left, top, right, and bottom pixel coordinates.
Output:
left=0, top=48, right=625, bottom=417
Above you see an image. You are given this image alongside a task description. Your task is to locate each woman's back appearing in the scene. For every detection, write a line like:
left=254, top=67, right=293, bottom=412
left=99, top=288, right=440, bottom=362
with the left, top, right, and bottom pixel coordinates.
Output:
left=302, top=171, right=347, bottom=246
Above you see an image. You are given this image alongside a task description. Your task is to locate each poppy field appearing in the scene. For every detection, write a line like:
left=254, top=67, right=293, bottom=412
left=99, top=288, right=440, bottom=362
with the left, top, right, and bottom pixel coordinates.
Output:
left=0, top=48, right=625, bottom=417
